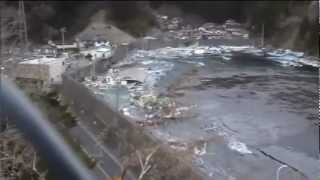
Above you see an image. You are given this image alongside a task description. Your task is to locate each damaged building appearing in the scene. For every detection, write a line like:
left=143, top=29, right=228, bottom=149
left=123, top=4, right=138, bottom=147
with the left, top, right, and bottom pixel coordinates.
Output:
left=15, top=56, right=66, bottom=93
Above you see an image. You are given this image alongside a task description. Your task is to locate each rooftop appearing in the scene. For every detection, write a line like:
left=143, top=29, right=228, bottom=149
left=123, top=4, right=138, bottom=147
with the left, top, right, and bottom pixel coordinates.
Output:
left=20, top=56, right=65, bottom=65
left=55, top=44, right=78, bottom=49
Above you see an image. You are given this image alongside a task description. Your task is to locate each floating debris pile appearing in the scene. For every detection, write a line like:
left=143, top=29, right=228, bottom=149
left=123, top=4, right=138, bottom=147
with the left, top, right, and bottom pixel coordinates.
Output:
left=264, top=49, right=320, bottom=67
left=83, top=43, right=318, bottom=129
left=79, top=44, right=113, bottom=60
left=126, top=45, right=320, bottom=68
left=154, top=12, right=249, bottom=41
left=83, top=55, right=194, bottom=126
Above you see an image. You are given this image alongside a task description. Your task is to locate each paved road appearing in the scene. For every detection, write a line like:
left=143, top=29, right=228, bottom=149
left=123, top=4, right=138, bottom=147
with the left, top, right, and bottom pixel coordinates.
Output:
left=69, top=114, right=136, bottom=180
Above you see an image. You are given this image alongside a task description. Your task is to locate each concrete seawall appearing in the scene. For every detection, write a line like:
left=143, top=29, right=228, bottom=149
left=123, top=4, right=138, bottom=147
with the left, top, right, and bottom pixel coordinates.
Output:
left=61, top=38, right=208, bottom=179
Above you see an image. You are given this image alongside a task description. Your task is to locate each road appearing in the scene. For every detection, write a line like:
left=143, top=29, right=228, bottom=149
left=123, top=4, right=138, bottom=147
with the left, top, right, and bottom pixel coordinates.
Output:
left=69, top=111, right=136, bottom=180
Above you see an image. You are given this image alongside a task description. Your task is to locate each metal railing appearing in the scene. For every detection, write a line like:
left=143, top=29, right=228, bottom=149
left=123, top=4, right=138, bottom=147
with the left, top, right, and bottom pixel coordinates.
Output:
left=0, top=78, right=96, bottom=180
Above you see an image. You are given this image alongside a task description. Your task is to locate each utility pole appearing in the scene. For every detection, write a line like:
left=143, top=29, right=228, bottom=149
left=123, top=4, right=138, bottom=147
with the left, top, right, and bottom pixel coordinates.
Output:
left=0, top=2, right=7, bottom=134
left=261, top=23, right=264, bottom=48
left=0, top=2, right=3, bottom=123
left=0, top=14, right=3, bottom=73
left=21, top=0, right=28, bottom=50
left=0, top=1, right=2, bottom=60
left=60, top=27, right=66, bottom=52
left=18, top=1, right=23, bottom=49
left=116, top=82, right=119, bottom=111
left=18, top=0, right=28, bottom=54
left=0, top=67, right=4, bottom=87
left=91, top=54, right=96, bottom=81
left=0, top=9, right=6, bottom=57
left=113, top=70, right=120, bottom=111
left=318, top=73, right=320, bottom=159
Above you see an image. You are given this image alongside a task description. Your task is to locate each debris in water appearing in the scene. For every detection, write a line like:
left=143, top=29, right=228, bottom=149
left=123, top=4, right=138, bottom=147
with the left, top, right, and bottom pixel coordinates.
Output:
left=192, top=157, right=205, bottom=166
left=228, top=138, right=252, bottom=154
left=222, top=56, right=232, bottom=61
left=194, top=142, right=207, bottom=156
left=168, top=141, right=188, bottom=152
left=136, top=119, right=162, bottom=127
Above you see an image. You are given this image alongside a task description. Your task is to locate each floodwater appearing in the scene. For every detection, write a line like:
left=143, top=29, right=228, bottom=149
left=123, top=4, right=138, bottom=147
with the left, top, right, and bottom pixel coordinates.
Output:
left=161, top=54, right=318, bottom=179
left=84, top=46, right=319, bottom=180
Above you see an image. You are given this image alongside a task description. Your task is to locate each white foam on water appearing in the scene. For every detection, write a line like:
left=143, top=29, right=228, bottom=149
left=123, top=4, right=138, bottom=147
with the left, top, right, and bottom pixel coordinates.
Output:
left=130, top=45, right=319, bottom=68
left=228, top=138, right=252, bottom=154
left=298, top=58, right=320, bottom=67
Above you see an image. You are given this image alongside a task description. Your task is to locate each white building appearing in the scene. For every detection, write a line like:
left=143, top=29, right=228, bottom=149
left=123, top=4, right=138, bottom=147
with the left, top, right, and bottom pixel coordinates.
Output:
left=48, top=41, right=79, bottom=54
left=15, top=56, right=66, bottom=92
left=94, top=41, right=110, bottom=48
left=80, top=45, right=113, bottom=60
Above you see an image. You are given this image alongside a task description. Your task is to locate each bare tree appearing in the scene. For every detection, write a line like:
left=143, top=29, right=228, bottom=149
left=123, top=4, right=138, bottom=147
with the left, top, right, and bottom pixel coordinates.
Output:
left=113, top=146, right=159, bottom=180
left=0, top=127, right=48, bottom=180
left=136, top=146, right=159, bottom=180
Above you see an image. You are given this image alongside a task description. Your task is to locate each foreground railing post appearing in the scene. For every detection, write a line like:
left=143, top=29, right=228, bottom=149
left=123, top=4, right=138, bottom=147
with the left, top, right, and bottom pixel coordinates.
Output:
left=0, top=79, right=96, bottom=180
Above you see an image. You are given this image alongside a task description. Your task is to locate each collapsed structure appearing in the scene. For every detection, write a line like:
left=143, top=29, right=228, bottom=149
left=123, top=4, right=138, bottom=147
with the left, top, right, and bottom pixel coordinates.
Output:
left=154, top=13, right=249, bottom=41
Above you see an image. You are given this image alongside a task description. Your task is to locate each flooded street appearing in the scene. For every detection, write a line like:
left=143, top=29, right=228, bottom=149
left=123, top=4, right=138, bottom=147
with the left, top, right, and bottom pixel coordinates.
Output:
left=83, top=46, right=319, bottom=180
left=1, top=1, right=318, bottom=179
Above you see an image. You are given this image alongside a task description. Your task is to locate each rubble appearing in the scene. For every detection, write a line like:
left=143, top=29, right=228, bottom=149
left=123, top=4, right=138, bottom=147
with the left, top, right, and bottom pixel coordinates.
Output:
left=130, top=45, right=319, bottom=68
left=153, top=12, right=317, bottom=67
left=194, top=142, right=207, bottom=156
left=153, top=12, right=249, bottom=41
left=79, top=44, right=112, bottom=60
left=83, top=32, right=318, bottom=134
left=264, top=49, right=320, bottom=67
left=83, top=57, right=192, bottom=125
left=297, top=56, right=320, bottom=67
left=135, top=94, right=177, bottom=120
left=97, top=45, right=319, bottom=121
left=83, top=53, right=197, bottom=126
left=168, top=141, right=188, bottom=152
left=136, top=119, right=163, bottom=127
